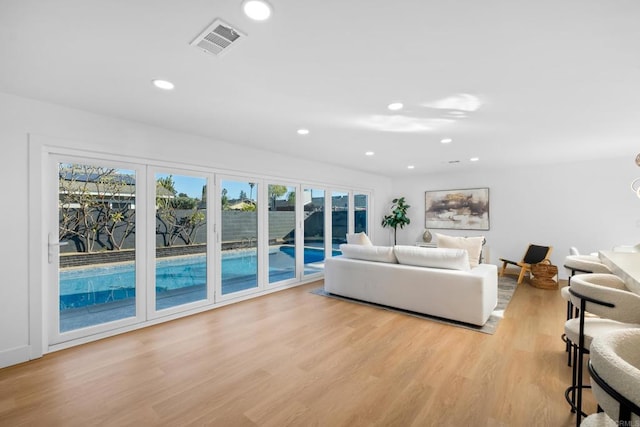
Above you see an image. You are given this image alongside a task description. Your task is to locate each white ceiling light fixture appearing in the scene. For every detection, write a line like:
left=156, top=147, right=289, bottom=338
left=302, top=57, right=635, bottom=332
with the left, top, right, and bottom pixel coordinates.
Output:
left=365, top=151, right=375, bottom=156
left=297, top=128, right=309, bottom=135
left=243, top=0, right=272, bottom=21
left=387, top=102, right=403, bottom=111
left=441, top=138, right=452, bottom=144
left=152, top=79, right=175, bottom=90
left=407, top=165, right=415, bottom=169
left=470, top=157, right=480, bottom=162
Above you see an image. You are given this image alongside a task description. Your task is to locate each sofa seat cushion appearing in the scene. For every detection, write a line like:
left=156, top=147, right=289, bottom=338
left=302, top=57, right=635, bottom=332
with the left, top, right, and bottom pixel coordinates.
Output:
left=394, top=245, right=470, bottom=271
left=339, top=244, right=397, bottom=263
left=435, top=233, right=484, bottom=268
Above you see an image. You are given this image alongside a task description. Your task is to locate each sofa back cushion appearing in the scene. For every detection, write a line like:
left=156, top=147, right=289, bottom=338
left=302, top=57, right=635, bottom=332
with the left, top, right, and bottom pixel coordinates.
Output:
left=339, top=244, right=397, bottom=263
left=393, top=245, right=470, bottom=271
left=346, top=232, right=373, bottom=246
left=435, top=233, right=484, bottom=268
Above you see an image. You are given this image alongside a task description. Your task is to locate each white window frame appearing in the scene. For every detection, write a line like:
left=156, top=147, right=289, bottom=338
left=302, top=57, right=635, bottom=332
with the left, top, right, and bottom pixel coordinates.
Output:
left=147, top=166, right=215, bottom=320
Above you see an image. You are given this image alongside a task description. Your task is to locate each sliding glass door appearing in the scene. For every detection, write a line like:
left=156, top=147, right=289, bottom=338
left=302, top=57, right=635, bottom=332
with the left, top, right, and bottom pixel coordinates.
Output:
left=153, top=171, right=209, bottom=312
left=354, top=193, right=369, bottom=234
left=219, top=178, right=259, bottom=296
left=53, top=158, right=143, bottom=342
left=267, top=184, right=297, bottom=284
left=303, top=188, right=325, bottom=275
left=331, top=190, right=349, bottom=252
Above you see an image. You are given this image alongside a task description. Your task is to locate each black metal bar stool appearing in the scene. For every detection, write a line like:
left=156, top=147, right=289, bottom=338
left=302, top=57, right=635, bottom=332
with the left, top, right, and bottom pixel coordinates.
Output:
left=582, top=329, right=640, bottom=426
left=563, top=274, right=640, bottom=426
left=561, top=255, right=612, bottom=366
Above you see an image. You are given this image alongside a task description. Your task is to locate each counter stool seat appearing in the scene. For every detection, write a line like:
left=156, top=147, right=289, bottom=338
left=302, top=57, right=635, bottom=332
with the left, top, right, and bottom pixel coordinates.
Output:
left=564, top=318, right=640, bottom=350
left=580, top=412, right=617, bottom=427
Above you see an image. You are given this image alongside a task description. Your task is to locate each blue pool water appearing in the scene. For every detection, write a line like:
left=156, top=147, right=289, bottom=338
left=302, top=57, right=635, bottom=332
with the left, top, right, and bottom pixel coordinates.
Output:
left=59, top=246, right=335, bottom=310
left=278, top=245, right=340, bottom=264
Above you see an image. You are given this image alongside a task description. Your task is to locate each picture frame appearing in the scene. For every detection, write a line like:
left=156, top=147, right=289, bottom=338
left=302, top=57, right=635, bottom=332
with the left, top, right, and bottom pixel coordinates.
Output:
left=425, top=187, right=490, bottom=230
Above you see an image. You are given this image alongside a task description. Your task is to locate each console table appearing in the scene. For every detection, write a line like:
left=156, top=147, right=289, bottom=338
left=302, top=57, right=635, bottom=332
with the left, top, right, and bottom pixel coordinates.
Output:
left=599, top=250, right=640, bottom=295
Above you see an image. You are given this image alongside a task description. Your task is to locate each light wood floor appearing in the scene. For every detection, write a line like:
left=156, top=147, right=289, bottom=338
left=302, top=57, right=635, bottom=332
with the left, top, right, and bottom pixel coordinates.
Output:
left=0, top=278, right=595, bottom=426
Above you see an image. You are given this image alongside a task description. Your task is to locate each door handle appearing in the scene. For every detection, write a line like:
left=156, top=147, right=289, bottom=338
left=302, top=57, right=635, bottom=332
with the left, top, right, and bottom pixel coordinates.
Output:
left=48, top=233, right=69, bottom=264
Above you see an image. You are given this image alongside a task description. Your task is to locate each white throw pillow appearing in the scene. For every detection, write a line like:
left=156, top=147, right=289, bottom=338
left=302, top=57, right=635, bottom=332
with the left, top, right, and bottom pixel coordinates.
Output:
left=339, top=244, right=397, bottom=263
left=435, top=233, right=484, bottom=268
left=346, top=232, right=373, bottom=246
left=394, top=245, right=470, bottom=271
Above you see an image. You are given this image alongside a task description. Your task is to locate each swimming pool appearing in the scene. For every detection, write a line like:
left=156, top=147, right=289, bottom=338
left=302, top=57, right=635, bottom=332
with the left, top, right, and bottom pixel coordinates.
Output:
left=59, top=246, right=337, bottom=310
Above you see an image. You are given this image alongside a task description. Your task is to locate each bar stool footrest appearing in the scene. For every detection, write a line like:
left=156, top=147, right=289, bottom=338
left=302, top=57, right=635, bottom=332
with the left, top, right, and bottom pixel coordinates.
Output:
left=564, top=384, right=590, bottom=417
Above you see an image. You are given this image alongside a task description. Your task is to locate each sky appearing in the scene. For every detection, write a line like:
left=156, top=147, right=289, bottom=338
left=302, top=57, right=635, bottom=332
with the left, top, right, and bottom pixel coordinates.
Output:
left=156, top=174, right=289, bottom=200
left=156, top=173, right=207, bottom=199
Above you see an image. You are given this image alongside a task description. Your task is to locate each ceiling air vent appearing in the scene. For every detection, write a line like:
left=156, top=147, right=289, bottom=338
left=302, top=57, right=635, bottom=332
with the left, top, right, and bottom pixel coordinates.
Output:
left=190, top=19, right=246, bottom=57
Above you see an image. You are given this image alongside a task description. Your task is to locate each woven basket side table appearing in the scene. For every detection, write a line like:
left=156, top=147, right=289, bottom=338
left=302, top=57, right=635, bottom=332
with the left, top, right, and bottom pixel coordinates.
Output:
left=530, top=262, right=558, bottom=290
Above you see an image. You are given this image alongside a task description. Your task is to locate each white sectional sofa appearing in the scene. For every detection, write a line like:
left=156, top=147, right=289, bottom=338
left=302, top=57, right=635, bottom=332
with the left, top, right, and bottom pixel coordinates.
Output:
left=324, top=244, right=498, bottom=326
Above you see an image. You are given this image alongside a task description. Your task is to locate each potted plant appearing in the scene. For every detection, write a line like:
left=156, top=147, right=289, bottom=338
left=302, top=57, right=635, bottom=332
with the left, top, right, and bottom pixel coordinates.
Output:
left=381, top=197, right=411, bottom=245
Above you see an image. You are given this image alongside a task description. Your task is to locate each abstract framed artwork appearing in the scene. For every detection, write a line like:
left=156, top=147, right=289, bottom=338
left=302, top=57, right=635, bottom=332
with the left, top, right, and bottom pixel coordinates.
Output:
left=425, top=187, right=490, bottom=230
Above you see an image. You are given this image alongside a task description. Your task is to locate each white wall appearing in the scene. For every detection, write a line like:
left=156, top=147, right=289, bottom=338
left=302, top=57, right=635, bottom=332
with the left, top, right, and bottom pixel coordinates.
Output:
left=391, top=159, right=640, bottom=277
left=0, top=92, right=392, bottom=367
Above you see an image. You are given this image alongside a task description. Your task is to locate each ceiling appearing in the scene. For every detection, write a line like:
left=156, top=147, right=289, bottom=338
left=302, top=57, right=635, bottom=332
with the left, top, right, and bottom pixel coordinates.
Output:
left=1, top=0, right=639, bottom=177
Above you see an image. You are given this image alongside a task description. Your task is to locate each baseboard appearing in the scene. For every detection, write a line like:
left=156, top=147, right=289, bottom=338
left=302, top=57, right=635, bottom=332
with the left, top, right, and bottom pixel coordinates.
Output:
left=0, top=345, right=32, bottom=368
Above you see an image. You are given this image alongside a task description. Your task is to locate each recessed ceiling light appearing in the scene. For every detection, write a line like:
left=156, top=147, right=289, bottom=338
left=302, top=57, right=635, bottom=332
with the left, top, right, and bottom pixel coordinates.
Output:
left=243, top=0, right=272, bottom=21
left=407, top=165, right=415, bottom=169
left=297, top=129, right=309, bottom=135
left=365, top=151, right=375, bottom=156
left=440, top=138, right=452, bottom=144
left=388, top=102, right=404, bottom=111
left=470, top=157, right=480, bottom=162
left=152, top=79, right=174, bottom=90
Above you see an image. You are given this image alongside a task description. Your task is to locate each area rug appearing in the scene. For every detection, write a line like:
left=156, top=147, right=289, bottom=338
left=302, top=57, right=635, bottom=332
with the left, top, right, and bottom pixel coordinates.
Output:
left=310, top=275, right=517, bottom=335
